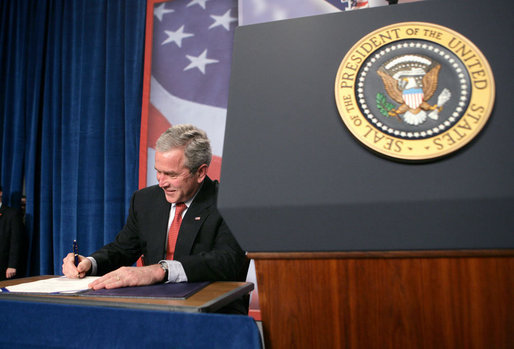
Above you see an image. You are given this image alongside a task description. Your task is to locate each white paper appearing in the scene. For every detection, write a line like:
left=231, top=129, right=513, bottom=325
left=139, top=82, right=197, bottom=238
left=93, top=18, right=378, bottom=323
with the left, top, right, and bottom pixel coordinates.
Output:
left=2, top=276, right=101, bottom=294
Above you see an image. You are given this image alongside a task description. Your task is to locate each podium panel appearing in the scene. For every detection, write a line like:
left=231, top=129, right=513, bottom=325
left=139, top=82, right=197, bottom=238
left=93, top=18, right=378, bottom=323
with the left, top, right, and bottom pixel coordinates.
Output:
left=219, top=0, right=514, bottom=252
left=251, top=251, right=513, bottom=348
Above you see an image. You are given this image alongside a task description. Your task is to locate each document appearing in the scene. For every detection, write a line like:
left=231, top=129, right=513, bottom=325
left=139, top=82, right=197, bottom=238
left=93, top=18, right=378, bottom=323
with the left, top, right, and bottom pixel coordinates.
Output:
left=1, top=276, right=100, bottom=294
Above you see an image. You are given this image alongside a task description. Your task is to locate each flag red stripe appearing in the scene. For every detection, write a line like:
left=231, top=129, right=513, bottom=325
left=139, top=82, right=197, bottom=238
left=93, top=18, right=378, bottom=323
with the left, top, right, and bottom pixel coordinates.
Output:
left=139, top=0, right=162, bottom=189
left=147, top=103, right=172, bottom=149
left=208, top=155, right=222, bottom=181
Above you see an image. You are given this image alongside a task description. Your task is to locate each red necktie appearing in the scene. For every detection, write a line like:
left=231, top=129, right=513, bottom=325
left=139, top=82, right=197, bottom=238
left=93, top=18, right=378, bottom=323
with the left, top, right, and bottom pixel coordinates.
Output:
left=166, top=203, right=187, bottom=260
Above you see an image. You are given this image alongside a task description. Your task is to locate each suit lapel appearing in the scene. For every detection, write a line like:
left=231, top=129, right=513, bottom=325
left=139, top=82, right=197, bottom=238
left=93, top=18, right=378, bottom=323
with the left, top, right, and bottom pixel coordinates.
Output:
left=0, top=205, right=6, bottom=220
left=157, top=193, right=172, bottom=258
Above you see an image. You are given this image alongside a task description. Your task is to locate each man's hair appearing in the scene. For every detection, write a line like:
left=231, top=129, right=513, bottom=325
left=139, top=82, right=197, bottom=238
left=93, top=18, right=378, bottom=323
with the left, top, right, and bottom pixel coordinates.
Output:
left=155, top=124, right=212, bottom=173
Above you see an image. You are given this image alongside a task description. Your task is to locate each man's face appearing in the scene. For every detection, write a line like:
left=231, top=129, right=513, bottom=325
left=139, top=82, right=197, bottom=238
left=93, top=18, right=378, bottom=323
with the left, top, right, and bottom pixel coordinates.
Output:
left=155, top=148, right=206, bottom=203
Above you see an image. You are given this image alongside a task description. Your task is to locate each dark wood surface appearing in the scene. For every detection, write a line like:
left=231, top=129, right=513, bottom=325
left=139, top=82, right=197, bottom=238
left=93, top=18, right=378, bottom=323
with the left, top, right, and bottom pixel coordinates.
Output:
left=249, top=249, right=514, bottom=259
left=250, top=251, right=514, bottom=349
left=0, top=275, right=253, bottom=313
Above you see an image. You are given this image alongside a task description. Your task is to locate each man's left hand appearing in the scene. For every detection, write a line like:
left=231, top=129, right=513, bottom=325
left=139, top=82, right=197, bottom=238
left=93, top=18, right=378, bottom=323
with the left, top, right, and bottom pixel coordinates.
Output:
left=88, top=265, right=166, bottom=290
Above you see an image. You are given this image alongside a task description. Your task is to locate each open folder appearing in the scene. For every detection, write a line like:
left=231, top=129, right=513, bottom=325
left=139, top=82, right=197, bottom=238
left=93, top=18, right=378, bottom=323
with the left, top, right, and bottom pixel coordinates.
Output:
left=1, top=276, right=210, bottom=299
left=81, top=281, right=210, bottom=299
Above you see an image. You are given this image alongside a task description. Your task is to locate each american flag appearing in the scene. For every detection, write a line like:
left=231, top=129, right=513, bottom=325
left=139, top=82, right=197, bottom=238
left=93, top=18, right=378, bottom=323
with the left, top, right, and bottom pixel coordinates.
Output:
left=238, top=0, right=391, bottom=26
left=325, top=0, right=370, bottom=11
left=144, top=0, right=237, bottom=185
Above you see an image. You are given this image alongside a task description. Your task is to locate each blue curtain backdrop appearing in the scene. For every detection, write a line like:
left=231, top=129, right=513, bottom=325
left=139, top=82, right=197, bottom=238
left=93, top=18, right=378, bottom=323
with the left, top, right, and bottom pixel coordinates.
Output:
left=0, top=0, right=146, bottom=276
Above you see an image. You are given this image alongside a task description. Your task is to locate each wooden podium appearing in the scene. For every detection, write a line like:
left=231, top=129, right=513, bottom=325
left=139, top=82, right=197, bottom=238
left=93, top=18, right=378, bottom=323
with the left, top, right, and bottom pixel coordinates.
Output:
left=219, top=0, right=514, bottom=347
left=249, top=251, right=513, bottom=348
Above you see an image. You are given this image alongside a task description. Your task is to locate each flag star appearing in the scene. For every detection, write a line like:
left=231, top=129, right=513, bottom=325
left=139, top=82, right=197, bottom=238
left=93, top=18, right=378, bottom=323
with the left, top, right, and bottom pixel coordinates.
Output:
left=184, top=49, right=219, bottom=74
left=187, top=0, right=209, bottom=10
left=162, top=26, right=194, bottom=47
left=209, top=9, right=237, bottom=31
left=154, top=3, right=174, bottom=22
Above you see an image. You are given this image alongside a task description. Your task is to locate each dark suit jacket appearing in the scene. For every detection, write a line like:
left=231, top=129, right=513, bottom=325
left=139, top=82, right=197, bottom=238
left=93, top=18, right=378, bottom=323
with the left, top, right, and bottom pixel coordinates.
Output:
left=91, top=177, right=249, bottom=312
left=0, top=204, right=26, bottom=281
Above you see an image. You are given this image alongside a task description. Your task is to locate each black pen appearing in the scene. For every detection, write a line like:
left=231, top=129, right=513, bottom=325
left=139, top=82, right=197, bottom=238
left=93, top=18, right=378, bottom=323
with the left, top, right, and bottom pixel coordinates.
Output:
left=73, top=240, right=79, bottom=267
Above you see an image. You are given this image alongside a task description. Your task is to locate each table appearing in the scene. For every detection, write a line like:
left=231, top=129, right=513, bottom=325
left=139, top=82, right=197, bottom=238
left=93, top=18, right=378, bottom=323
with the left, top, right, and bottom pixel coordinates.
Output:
left=0, top=275, right=253, bottom=312
left=0, top=276, right=262, bottom=348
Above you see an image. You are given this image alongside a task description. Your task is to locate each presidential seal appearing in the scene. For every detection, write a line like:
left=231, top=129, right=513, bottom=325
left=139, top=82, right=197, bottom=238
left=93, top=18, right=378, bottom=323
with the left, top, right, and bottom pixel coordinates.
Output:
left=334, top=22, right=495, bottom=161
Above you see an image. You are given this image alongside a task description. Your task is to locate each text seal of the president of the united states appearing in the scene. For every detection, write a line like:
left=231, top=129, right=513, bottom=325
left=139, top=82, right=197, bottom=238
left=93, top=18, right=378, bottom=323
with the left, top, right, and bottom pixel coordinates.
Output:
left=334, top=22, right=495, bottom=161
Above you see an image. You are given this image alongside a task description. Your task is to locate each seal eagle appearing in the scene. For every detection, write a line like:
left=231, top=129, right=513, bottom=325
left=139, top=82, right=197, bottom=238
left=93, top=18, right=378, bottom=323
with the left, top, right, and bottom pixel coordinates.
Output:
left=377, top=54, right=449, bottom=125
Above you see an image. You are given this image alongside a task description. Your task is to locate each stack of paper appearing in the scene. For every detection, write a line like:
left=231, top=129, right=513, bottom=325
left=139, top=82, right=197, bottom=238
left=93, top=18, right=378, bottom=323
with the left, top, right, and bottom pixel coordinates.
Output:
left=1, top=276, right=100, bottom=294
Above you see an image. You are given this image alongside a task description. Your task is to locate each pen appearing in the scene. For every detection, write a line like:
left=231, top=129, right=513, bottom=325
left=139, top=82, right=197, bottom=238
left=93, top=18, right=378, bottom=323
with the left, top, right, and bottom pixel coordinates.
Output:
left=73, top=240, right=79, bottom=267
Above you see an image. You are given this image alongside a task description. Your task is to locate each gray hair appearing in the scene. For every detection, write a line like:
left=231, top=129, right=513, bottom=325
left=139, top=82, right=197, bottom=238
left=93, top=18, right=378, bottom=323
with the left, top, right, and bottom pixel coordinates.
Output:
left=155, top=124, right=212, bottom=173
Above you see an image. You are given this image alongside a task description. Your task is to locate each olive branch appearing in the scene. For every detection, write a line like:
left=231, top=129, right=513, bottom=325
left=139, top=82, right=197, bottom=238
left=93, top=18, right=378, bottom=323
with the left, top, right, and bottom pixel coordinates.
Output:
left=376, top=93, right=395, bottom=117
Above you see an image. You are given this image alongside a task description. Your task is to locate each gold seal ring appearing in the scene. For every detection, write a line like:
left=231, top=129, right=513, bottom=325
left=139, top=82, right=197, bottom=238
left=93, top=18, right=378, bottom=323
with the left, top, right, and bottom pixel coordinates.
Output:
left=334, top=22, right=495, bottom=161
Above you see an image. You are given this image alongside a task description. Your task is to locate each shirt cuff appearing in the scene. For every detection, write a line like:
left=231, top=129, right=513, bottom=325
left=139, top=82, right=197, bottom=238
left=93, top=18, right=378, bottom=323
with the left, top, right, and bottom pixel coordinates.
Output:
left=159, top=260, right=188, bottom=283
left=87, top=257, right=97, bottom=275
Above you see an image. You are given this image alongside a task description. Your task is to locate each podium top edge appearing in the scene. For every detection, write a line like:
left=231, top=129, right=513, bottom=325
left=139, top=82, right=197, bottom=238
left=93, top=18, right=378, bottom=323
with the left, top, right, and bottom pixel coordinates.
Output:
left=247, top=249, right=514, bottom=260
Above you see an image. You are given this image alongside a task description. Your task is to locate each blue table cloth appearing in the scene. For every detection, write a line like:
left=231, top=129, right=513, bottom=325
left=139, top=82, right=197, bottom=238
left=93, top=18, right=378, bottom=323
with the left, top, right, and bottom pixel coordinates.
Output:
left=0, top=299, right=262, bottom=348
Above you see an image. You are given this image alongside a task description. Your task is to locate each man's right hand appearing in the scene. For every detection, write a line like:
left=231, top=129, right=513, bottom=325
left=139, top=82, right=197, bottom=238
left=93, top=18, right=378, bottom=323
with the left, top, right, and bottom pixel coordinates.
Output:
left=62, top=252, right=91, bottom=279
